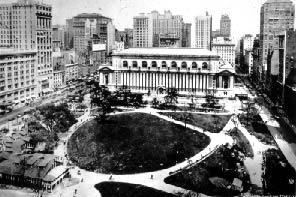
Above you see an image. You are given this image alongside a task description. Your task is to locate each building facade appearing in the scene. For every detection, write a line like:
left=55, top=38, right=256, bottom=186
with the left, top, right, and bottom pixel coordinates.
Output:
left=53, top=70, right=65, bottom=89
left=267, top=30, right=296, bottom=104
left=107, top=22, right=115, bottom=54
left=220, top=14, right=231, bottom=37
left=98, top=48, right=235, bottom=97
left=244, top=50, right=253, bottom=75
left=259, top=0, right=295, bottom=80
left=0, top=49, right=37, bottom=105
left=65, top=19, right=74, bottom=49
left=0, top=0, right=53, bottom=97
left=239, top=34, right=254, bottom=72
left=182, top=23, right=191, bottom=47
left=195, top=13, right=212, bottom=49
left=52, top=25, right=65, bottom=51
left=65, top=64, right=78, bottom=82
left=72, top=13, right=112, bottom=54
left=212, top=37, right=235, bottom=66
left=133, top=14, right=153, bottom=48
left=133, top=11, right=191, bottom=48
left=150, top=10, right=184, bottom=47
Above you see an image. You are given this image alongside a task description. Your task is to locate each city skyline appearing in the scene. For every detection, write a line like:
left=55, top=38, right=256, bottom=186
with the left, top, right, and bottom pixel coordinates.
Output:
left=1, top=0, right=272, bottom=41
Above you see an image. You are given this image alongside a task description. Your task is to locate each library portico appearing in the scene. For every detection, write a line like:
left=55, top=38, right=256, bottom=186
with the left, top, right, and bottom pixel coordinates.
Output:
left=98, top=48, right=235, bottom=97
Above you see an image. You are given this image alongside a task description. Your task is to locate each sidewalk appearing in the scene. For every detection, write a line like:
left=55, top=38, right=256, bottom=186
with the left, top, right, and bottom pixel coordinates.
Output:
left=258, top=106, right=296, bottom=170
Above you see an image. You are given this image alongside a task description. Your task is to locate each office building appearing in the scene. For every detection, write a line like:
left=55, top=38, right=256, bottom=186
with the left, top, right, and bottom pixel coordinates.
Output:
left=259, top=0, right=295, bottom=80
left=133, top=13, right=152, bottom=47
left=182, top=23, right=192, bottom=47
left=65, top=19, right=74, bottom=49
left=239, top=34, right=254, bottom=72
left=133, top=11, right=191, bottom=48
left=212, top=37, right=235, bottom=65
left=117, top=28, right=133, bottom=49
left=0, top=49, right=37, bottom=105
left=220, top=14, right=231, bottom=37
left=65, top=64, right=79, bottom=82
left=72, top=13, right=112, bottom=53
left=195, top=12, right=212, bottom=49
left=52, top=25, right=65, bottom=51
left=107, top=22, right=116, bottom=54
left=0, top=0, right=53, bottom=97
left=266, top=30, right=296, bottom=103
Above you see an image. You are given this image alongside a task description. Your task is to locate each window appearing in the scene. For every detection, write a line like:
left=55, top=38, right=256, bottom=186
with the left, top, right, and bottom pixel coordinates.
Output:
left=132, top=61, right=138, bottom=67
left=123, top=61, right=128, bottom=67
left=202, top=62, right=208, bottom=70
left=142, top=61, right=147, bottom=68
left=192, top=62, right=197, bottom=69
left=161, top=61, right=167, bottom=68
left=171, top=61, right=177, bottom=68
left=181, top=61, right=187, bottom=69
left=151, top=61, right=157, bottom=67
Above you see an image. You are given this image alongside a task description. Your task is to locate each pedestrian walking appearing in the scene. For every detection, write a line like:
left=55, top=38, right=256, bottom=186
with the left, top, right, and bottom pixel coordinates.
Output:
left=109, top=174, right=113, bottom=180
left=150, top=174, right=153, bottom=179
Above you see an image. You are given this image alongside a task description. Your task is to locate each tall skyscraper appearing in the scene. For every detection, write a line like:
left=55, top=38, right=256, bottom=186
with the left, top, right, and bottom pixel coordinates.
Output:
left=195, top=12, right=212, bottom=49
left=52, top=25, right=65, bottom=51
left=65, top=19, right=74, bottom=49
left=133, top=13, right=152, bottom=47
left=107, top=22, right=116, bottom=55
left=220, top=14, right=231, bottom=37
left=72, top=13, right=112, bottom=53
left=133, top=11, right=191, bottom=48
left=260, top=0, right=295, bottom=77
left=150, top=10, right=185, bottom=47
left=0, top=0, right=53, bottom=98
left=182, top=23, right=192, bottom=47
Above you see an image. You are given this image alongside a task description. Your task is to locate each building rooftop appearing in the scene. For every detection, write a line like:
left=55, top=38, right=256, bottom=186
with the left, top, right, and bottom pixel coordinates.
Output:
left=113, top=48, right=219, bottom=58
left=74, top=13, right=111, bottom=20
left=43, top=165, right=69, bottom=182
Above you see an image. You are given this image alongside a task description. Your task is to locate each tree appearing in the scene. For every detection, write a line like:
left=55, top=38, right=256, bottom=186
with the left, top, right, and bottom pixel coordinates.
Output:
left=152, top=98, right=159, bottom=108
left=91, top=87, right=113, bottom=122
left=37, top=103, right=77, bottom=133
left=164, top=88, right=179, bottom=110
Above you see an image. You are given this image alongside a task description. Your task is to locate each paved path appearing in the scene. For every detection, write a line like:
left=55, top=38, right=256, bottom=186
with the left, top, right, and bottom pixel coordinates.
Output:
left=52, top=107, right=235, bottom=197
left=258, top=106, right=296, bottom=170
left=231, top=115, right=276, bottom=187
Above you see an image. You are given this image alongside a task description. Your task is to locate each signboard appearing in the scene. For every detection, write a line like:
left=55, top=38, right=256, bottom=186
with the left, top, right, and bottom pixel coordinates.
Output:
left=92, top=44, right=106, bottom=51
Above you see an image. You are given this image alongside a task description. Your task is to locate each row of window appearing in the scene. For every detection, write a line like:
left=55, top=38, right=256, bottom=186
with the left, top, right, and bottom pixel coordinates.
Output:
left=123, top=61, right=209, bottom=69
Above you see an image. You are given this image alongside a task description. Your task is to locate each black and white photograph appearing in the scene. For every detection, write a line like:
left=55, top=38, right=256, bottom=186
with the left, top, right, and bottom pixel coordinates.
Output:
left=0, top=0, right=295, bottom=196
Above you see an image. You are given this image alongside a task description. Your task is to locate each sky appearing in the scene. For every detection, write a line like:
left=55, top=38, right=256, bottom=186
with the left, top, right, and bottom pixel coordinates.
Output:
left=3, top=0, right=296, bottom=44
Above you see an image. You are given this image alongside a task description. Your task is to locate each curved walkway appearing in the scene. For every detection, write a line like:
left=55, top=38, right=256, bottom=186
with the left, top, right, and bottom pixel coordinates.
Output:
left=51, top=107, right=235, bottom=197
left=231, top=115, right=276, bottom=187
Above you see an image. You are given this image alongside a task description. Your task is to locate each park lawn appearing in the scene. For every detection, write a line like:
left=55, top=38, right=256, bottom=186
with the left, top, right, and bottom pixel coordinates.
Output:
left=67, top=112, right=210, bottom=174
left=95, top=182, right=178, bottom=197
left=159, top=112, right=231, bottom=133
left=164, top=146, right=250, bottom=196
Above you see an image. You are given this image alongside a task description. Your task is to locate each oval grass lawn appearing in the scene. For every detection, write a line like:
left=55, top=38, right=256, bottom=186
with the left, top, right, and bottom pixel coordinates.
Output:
left=68, top=112, right=210, bottom=174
